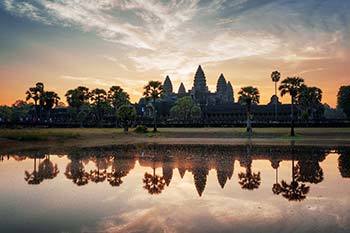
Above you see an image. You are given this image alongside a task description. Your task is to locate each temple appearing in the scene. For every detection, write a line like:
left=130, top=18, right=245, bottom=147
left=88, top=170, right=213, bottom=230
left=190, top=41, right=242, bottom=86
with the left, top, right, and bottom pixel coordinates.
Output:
left=138, top=65, right=325, bottom=125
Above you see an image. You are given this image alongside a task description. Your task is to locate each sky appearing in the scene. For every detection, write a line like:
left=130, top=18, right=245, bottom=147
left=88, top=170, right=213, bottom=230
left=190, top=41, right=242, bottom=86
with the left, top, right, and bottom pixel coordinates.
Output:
left=0, top=0, right=349, bottom=106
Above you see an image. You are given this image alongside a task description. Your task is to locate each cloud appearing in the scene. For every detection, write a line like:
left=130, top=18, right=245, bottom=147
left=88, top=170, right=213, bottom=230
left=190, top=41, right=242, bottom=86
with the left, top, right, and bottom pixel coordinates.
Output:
left=60, top=75, right=145, bottom=96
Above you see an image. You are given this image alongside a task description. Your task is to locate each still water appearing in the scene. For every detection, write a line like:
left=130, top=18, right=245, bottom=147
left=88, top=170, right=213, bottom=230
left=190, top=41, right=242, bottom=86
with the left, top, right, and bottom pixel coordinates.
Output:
left=0, top=144, right=350, bottom=233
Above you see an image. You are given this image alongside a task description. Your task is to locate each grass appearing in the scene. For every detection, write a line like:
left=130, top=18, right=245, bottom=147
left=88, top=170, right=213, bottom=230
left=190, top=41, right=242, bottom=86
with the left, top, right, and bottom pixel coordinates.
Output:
left=1, top=127, right=350, bottom=148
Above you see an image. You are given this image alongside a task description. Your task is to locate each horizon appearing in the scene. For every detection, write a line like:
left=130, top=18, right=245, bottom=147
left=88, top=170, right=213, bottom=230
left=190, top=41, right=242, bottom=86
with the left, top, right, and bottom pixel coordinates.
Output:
left=1, top=1, right=350, bottom=107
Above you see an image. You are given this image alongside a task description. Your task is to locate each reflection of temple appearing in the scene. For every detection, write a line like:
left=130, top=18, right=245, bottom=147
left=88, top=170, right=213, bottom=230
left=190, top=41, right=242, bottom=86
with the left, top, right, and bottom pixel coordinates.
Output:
left=3, top=144, right=349, bottom=200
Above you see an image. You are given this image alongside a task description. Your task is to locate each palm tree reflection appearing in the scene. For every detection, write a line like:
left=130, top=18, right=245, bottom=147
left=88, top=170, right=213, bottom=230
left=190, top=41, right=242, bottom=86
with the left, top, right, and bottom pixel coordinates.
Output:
left=89, top=157, right=110, bottom=184
left=238, top=147, right=261, bottom=191
left=65, top=159, right=90, bottom=186
left=279, top=157, right=310, bottom=201
left=38, top=155, right=59, bottom=180
left=107, top=156, right=135, bottom=187
left=143, top=157, right=166, bottom=195
left=25, top=158, right=44, bottom=185
left=271, top=158, right=282, bottom=195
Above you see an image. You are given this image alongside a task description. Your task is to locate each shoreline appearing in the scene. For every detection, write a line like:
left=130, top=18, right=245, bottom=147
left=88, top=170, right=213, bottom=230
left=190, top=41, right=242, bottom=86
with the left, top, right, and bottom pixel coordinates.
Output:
left=1, top=127, right=350, bottom=151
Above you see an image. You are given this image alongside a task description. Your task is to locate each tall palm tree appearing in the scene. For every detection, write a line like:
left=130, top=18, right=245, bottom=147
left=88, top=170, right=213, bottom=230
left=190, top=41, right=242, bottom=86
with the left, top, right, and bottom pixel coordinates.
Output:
left=279, top=77, right=304, bottom=136
left=90, top=88, right=109, bottom=125
left=238, top=86, right=260, bottom=136
left=143, top=81, right=163, bottom=132
left=271, top=71, right=281, bottom=121
left=25, top=82, right=45, bottom=120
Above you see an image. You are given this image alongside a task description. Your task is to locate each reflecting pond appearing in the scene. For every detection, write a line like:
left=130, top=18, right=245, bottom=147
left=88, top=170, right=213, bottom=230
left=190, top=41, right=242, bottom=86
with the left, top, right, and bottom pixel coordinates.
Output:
left=1, top=144, right=350, bottom=233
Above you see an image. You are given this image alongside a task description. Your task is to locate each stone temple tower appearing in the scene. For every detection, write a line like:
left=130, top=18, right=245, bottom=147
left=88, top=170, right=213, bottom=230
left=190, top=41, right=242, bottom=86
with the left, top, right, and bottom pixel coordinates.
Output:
left=227, top=81, right=234, bottom=102
left=193, top=65, right=208, bottom=93
left=216, top=73, right=227, bottom=96
left=163, top=75, right=173, bottom=95
left=178, top=82, right=186, bottom=97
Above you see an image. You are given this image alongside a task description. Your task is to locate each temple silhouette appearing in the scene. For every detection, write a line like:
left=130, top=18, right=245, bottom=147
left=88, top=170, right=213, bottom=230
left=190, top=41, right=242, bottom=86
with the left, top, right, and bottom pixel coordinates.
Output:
left=137, top=65, right=324, bottom=125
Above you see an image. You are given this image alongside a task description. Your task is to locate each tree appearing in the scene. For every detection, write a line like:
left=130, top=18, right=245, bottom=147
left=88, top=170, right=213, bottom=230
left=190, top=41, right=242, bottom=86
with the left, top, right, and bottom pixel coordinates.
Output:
left=116, top=104, right=136, bottom=132
left=143, top=81, right=163, bottom=132
left=238, top=86, right=260, bottom=136
left=170, top=96, right=201, bottom=122
left=108, top=86, right=130, bottom=110
left=90, top=88, right=110, bottom=125
left=279, top=77, right=305, bottom=136
left=297, top=86, right=323, bottom=121
left=25, top=82, right=45, bottom=119
left=65, top=86, right=90, bottom=111
left=337, top=86, right=350, bottom=118
left=271, top=71, right=281, bottom=121
left=38, top=156, right=59, bottom=180
left=108, top=86, right=130, bottom=127
left=11, top=100, right=31, bottom=123
left=42, top=91, right=60, bottom=119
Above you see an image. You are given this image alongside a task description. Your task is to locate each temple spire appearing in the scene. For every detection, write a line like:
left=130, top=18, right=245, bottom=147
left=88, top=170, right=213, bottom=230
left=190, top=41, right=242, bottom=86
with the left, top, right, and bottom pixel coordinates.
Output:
left=163, top=75, right=173, bottom=94
left=178, top=82, right=186, bottom=96
left=227, top=81, right=234, bottom=102
left=216, top=73, right=227, bottom=94
left=193, top=65, right=208, bottom=92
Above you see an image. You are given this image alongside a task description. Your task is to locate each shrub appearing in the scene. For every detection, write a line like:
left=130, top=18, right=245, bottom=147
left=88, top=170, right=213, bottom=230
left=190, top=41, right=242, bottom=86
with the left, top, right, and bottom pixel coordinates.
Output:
left=134, top=125, right=148, bottom=133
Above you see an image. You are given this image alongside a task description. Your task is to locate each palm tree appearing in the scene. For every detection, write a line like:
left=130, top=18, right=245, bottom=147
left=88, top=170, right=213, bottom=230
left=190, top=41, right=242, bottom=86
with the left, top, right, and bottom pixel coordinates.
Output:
left=238, top=86, right=260, bottom=136
left=25, top=82, right=45, bottom=120
left=143, top=81, right=163, bottom=132
left=271, top=71, right=281, bottom=121
left=279, top=77, right=305, bottom=136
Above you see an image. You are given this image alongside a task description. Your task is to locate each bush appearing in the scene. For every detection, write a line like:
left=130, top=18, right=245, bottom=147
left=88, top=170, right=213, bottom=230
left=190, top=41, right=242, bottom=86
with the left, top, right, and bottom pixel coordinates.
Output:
left=134, top=125, right=148, bottom=133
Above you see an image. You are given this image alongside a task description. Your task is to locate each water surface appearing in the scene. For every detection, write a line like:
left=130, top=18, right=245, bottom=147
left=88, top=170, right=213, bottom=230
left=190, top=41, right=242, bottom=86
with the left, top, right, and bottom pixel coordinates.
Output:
left=0, top=144, right=350, bottom=233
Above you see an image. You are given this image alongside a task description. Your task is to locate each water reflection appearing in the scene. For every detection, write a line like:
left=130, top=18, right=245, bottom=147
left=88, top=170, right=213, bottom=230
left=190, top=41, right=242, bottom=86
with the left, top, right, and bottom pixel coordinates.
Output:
left=1, top=144, right=350, bottom=202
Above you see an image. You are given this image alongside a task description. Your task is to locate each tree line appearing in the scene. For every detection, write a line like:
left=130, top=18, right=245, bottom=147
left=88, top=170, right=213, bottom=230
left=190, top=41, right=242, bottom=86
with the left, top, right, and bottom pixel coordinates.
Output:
left=0, top=71, right=350, bottom=134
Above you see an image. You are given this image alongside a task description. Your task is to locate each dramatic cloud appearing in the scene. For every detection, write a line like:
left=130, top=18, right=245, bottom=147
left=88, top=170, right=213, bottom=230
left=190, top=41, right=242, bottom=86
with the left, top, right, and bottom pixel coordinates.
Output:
left=1, top=0, right=349, bottom=105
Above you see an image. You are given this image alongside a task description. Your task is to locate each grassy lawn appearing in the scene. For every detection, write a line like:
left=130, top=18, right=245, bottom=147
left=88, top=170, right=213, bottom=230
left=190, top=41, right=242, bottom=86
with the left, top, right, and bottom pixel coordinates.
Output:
left=1, top=127, right=350, bottom=141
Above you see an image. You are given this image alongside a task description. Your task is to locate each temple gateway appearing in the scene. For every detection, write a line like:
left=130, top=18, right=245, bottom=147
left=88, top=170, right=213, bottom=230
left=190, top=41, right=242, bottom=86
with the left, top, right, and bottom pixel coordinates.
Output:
left=137, top=65, right=324, bottom=125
